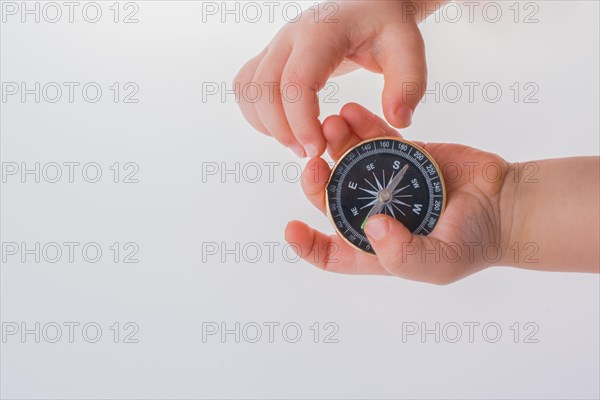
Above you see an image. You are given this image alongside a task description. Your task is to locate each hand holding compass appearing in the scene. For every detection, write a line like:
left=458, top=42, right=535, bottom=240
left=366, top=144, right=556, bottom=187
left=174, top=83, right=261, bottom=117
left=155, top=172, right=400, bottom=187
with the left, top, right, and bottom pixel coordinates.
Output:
left=285, top=102, right=517, bottom=284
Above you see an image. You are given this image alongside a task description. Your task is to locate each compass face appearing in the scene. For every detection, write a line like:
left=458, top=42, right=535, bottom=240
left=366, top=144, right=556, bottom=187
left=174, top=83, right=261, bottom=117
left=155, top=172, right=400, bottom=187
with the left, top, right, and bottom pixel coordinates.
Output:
left=326, top=137, right=445, bottom=254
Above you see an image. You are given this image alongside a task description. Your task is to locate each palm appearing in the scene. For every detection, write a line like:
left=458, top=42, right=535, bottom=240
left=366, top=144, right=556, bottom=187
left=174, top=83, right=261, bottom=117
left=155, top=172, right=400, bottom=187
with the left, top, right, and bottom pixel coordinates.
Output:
left=418, top=143, right=509, bottom=265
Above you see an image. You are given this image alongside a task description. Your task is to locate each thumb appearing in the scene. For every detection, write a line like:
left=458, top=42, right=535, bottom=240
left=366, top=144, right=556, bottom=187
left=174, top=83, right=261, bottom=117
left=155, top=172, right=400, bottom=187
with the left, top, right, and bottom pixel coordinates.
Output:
left=363, top=214, right=416, bottom=275
left=379, top=24, right=427, bottom=129
left=363, top=215, right=457, bottom=285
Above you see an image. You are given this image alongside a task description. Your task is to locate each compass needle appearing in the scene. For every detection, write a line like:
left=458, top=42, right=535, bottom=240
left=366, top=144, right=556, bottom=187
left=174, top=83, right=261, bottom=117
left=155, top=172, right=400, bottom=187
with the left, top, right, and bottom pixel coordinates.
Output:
left=386, top=164, right=409, bottom=193
left=389, top=171, right=396, bottom=186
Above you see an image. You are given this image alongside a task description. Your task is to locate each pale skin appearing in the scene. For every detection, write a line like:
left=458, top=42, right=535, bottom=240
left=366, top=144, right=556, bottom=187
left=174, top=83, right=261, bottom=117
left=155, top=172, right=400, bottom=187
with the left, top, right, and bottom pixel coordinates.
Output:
left=285, top=103, right=600, bottom=283
left=234, top=0, right=446, bottom=158
left=235, top=1, right=600, bottom=282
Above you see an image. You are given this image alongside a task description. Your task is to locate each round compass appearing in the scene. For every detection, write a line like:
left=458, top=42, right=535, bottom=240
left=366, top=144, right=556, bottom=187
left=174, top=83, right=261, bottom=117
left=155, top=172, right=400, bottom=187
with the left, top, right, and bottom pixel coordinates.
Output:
left=326, top=137, right=446, bottom=255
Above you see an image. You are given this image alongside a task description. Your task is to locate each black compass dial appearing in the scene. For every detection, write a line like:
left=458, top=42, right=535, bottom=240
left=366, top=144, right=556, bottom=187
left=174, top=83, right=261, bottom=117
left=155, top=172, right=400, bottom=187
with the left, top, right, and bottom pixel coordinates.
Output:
left=326, top=137, right=446, bottom=254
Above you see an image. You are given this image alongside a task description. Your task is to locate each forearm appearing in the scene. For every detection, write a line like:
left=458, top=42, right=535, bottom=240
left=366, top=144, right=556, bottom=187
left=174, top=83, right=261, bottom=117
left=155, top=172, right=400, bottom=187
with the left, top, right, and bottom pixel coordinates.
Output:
left=500, top=157, right=600, bottom=272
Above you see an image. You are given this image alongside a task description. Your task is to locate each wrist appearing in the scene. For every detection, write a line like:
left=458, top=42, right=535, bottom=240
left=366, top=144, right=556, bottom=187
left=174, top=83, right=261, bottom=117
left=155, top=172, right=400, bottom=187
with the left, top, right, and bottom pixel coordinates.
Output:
left=497, top=162, right=527, bottom=267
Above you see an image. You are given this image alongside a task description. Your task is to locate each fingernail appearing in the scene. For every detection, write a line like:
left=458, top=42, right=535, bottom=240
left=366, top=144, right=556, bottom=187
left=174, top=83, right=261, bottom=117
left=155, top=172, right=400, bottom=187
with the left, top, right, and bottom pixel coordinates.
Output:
left=292, top=146, right=306, bottom=158
left=305, top=144, right=318, bottom=158
left=365, top=218, right=389, bottom=241
left=395, top=106, right=413, bottom=126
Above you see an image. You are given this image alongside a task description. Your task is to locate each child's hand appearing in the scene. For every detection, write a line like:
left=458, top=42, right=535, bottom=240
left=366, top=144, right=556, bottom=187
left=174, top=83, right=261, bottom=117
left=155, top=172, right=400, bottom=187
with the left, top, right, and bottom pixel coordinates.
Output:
left=234, top=1, right=430, bottom=158
left=285, top=103, right=514, bottom=285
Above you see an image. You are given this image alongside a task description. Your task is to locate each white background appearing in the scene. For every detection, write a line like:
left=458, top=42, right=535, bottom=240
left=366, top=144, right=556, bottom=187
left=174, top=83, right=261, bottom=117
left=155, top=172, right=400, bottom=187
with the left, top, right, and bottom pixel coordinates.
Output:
left=1, top=1, right=599, bottom=399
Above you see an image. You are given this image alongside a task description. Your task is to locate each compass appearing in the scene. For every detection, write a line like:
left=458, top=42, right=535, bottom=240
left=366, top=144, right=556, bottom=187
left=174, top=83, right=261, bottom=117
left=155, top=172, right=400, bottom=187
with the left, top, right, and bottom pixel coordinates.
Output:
left=326, top=137, right=446, bottom=255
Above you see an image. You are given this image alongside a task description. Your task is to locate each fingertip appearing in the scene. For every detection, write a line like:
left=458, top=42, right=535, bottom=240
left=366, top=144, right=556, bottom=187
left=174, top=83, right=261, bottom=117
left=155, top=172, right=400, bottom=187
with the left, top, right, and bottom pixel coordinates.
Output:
left=339, top=102, right=363, bottom=121
left=302, top=155, right=329, bottom=175
left=291, top=145, right=306, bottom=158
left=396, top=105, right=413, bottom=127
left=322, top=114, right=343, bottom=136
left=285, top=220, right=306, bottom=241
left=285, top=220, right=307, bottom=244
left=365, top=215, right=413, bottom=250
left=299, top=132, right=326, bottom=159
left=284, top=220, right=314, bottom=256
left=304, top=143, right=319, bottom=158
left=379, top=27, right=425, bottom=129
left=385, top=104, right=413, bottom=129
left=340, top=103, right=400, bottom=139
left=364, top=216, right=390, bottom=242
left=323, top=114, right=354, bottom=157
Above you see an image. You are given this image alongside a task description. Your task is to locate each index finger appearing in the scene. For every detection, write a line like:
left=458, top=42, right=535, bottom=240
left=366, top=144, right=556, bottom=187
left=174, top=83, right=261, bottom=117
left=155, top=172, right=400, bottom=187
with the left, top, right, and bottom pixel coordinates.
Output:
left=280, top=36, right=346, bottom=158
left=285, top=220, right=390, bottom=275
